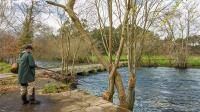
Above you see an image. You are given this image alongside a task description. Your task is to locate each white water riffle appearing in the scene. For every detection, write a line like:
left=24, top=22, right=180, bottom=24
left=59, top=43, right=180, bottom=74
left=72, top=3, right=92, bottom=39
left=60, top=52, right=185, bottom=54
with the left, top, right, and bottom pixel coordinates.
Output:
left=77, top=67, right=200, bottom=112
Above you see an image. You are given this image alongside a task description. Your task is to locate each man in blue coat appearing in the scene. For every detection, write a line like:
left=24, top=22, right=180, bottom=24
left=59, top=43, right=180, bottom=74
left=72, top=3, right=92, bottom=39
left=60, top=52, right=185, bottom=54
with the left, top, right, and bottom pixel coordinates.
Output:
left=18, top=44, right=40, bottom=105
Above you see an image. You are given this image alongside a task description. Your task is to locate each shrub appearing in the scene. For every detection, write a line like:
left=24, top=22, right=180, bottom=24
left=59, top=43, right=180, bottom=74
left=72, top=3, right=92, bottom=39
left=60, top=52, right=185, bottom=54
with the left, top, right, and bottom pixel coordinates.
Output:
left=42, top=84, right=57, bottom=93
left=42, top=83, right=70, bottom=94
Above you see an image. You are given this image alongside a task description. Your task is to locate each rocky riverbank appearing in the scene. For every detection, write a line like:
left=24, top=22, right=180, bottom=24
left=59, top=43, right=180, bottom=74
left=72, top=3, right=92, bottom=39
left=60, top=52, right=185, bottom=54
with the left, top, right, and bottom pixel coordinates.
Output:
left=0, top=75, right=130, bottom=112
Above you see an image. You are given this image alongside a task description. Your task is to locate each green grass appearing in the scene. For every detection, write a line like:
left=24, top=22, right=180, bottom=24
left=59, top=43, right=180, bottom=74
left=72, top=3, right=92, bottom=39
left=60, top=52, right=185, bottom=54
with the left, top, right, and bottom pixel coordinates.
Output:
left=142, top=55, right=200, bottom=67
left=43, top=84, right=58, bottom=93
left=0, top=62, right=11, bottom=73
left=90, top=55, right=200, bottom=68
left=141, top=55, right=173, bottom=66
left=90, top=55, right=128, bottom=62
left=42, top=83, right=70, bottom=94
left=188, top=56, right=200, bottom=67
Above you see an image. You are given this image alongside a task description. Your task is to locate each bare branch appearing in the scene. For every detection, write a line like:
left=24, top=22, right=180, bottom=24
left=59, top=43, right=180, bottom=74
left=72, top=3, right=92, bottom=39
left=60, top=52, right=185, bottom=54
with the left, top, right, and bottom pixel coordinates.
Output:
left=67, top=0, right=76, bottom=9
left=46, top=1, right=66, bottom=9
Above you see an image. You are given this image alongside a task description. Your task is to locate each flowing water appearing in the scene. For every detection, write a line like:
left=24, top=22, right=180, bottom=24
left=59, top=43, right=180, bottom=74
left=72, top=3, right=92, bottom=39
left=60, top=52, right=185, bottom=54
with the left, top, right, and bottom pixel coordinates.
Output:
left=4, top=59, right=200, bottom=112
left=77, top=67, right=200, bottom=112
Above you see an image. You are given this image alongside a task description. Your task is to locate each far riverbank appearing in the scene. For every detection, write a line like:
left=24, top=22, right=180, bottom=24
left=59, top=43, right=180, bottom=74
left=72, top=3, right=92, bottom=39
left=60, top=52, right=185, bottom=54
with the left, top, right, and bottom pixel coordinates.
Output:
left=1, top=55, right=200, bottom=74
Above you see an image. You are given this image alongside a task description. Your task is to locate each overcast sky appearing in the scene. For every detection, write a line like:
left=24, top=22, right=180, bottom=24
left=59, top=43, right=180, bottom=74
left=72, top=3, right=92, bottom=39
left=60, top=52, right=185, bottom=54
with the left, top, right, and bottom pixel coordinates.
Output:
left=4, top=0, right=200, bottom=38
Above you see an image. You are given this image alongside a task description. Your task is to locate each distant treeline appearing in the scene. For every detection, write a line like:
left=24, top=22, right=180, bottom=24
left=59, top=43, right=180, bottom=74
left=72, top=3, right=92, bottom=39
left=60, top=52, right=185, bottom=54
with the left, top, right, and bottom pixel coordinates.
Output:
left=0, top=27, right=199, bottom=64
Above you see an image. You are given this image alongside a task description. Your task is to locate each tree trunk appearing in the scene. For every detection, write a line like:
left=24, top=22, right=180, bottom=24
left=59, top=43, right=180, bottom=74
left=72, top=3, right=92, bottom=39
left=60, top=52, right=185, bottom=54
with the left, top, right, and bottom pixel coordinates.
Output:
left=107, top=0, right=114, bottom=102
left=126, top=2, right=137, bottom=109
left=46, top=0, right=131, bottom=109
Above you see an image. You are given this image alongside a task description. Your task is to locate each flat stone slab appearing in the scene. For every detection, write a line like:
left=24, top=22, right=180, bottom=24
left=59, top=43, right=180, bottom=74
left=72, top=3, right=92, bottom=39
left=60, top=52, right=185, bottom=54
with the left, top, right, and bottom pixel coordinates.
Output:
left=85, top=106, right=103, bottom=112
left=50, top=90, right=131, bottom=112
left=61, top=105, right=82, bottom=112
left=0, top=90, right=131, bottom=112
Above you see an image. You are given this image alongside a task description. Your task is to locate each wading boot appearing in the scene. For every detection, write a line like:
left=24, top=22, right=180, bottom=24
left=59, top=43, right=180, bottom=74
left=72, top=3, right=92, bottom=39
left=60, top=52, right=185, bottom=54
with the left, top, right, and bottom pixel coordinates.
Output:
left=29, top=94, right=40, bottom=105
left=21, top=94, right=29, bottom=105
left=28, top=87, right=40, bottom=104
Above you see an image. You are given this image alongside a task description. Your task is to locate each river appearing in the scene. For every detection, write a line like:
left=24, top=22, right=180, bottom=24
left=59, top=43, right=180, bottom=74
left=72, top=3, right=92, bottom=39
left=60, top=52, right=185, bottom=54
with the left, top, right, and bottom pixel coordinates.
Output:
left=35, top=60, right=61, bottom=68
left=77, top=67, right=200, bottom=112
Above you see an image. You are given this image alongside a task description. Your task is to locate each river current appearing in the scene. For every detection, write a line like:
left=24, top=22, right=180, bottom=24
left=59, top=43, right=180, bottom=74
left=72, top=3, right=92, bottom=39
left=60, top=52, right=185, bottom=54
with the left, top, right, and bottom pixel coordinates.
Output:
left=77, top=67, right=200, bottom=112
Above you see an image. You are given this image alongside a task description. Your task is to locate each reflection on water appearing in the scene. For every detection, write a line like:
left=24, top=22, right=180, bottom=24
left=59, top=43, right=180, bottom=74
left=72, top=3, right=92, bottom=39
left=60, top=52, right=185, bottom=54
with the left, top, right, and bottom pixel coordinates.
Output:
left=77, top=67, right=200, bottom=112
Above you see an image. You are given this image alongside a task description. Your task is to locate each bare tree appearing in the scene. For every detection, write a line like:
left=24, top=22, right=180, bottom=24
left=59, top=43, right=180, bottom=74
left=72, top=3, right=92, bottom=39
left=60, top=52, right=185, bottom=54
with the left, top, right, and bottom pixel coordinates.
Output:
left=155, top=0, right=200, bottom=68
left=46, top=0, right=132, bottom=109
left=0, top=0, right=16, bottom=33
left=94, top=0, right=109, bottom=55
left=18, top=0, right=35, bottom=47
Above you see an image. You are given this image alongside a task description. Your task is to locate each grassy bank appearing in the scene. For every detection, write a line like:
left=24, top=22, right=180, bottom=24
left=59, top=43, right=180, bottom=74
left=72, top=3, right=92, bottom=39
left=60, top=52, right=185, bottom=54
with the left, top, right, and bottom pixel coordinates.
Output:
left=0, top=62, right=11, bottom=73
left=90, top=55, right=127, bottom=62
left=0, top=55, right=200, bottom=74
left=91, top=55, right=200, bottom=68
left=141, top=56, right=200, bottom=68
left=141, top=55, right=171, bottom=67
left=188, top=56, right=200, bottom=67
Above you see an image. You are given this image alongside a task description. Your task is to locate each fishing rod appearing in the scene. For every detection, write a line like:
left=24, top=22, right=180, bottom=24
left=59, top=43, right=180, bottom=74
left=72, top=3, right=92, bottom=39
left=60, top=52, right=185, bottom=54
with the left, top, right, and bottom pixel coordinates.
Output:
left=37, top=67, right=75, bottom=79
left=37, top=67, right=61, bottom=74
left=37, top=67, right=99, bottom=87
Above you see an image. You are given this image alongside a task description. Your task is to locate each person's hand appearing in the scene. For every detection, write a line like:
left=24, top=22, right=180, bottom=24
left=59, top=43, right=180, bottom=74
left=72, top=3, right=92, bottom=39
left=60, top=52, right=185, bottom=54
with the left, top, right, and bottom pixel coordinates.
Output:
left=35, top=64, right=39, bottom=68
